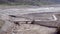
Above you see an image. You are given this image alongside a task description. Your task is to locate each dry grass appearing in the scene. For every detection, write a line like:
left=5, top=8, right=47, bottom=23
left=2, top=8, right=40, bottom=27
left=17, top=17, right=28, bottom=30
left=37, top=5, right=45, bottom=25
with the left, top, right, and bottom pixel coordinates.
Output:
left=0, top=19, right=5, bottom=29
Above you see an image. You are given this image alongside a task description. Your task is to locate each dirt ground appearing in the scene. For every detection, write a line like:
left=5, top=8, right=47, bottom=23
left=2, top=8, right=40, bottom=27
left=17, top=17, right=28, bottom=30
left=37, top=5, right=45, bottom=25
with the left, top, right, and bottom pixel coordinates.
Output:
left=14, top=24, right=56, bottom=34
left=3, top=24, right=56, bottom=34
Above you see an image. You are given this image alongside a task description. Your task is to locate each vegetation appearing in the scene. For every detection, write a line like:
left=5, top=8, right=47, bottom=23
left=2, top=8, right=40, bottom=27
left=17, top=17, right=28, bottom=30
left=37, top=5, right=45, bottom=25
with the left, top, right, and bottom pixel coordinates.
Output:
left=0, top=0, right=53, bottom=6
left=0, top=19, right=5, bottom=29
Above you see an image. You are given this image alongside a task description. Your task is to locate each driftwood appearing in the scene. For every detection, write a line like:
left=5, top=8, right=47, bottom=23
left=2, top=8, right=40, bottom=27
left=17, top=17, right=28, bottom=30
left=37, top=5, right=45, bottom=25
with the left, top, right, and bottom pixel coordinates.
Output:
left=31, top=20, right=35, bottom=24
left=14, top=22, right=20, bottom=26
left=9, top=15, right=16, bottom=17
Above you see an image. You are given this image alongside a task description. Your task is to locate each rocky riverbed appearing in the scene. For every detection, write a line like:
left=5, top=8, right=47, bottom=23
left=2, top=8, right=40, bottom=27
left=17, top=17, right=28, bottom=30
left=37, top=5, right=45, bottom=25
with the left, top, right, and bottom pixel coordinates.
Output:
left=0, top=5, right=60, bottom=34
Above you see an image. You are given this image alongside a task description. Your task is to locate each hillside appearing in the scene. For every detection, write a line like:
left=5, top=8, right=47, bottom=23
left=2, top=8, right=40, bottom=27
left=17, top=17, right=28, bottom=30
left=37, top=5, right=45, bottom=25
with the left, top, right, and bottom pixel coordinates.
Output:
left=0, top=0, right=60, bottom=5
